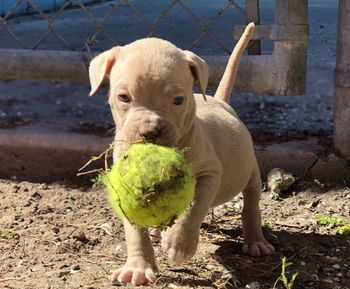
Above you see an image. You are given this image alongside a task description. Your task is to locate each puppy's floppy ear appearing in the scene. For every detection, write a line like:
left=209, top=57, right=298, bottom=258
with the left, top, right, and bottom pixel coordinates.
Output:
left=183, top=50, right=208, bottom=100
left=89, top=47, right=121, bottom=96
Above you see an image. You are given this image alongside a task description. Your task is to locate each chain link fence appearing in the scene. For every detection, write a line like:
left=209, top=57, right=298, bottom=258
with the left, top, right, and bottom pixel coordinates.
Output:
left=0, top=0, right=308, bottom=96
left=0, top=0, right=250, bottom=55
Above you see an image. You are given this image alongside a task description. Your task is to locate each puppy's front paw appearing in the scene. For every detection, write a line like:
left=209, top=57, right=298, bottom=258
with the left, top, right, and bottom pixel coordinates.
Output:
left=242, top=239, right=275, bottom=256
left=110, top=259, right=157, bottom=286
left=161, top=224, right=199, bottom=264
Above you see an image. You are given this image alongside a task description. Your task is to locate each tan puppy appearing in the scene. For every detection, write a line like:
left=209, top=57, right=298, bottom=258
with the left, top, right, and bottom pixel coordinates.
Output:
left=89, top=23, right=274, bottom=286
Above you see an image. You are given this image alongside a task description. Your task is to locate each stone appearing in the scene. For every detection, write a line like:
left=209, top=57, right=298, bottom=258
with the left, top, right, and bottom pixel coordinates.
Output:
left=267, top=168, right=295, bottom=195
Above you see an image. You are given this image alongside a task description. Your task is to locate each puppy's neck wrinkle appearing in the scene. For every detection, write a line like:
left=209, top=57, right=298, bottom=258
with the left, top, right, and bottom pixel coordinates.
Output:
left=178, top=117, right=196, bottom=149
left=177, top=98, right=196, bottom=147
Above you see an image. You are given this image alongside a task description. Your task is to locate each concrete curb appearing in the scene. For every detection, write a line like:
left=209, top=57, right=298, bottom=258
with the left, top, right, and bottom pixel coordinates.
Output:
left=0, top=124, right=349, bottom=183
left=256, top=139, right=350, bottom=183
left=0, top=124, right=110, bottom=182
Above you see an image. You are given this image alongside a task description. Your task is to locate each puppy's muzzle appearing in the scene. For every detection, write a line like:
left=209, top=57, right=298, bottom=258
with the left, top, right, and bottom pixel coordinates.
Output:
left=138, top=123, right=166, bottom=143
left=123, top=111, right=178, bottom=147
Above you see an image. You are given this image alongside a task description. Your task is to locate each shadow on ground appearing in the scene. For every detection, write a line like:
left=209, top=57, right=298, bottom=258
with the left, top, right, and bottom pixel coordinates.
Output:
left=208, top=225, right=350, bottom=289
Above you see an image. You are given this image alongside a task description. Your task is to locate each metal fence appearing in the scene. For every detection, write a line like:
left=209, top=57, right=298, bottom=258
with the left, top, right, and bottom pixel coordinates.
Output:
left=0, top=0, right=308, bottom=95
left=1, top=1, right=349, bottom=160
left=0, top=0, right=249, bottom=53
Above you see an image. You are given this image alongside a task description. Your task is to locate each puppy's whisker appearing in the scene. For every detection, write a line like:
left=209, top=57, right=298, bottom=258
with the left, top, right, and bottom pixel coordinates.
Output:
left=106, top=126, right=117, bottom=135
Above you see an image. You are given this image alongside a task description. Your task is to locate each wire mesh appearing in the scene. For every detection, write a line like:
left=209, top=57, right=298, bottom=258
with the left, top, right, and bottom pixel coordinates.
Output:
left=0, top=0, right=247, bottom=54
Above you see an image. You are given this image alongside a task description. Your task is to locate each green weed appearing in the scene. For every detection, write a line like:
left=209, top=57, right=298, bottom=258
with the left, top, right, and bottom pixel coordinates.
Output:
left=0, top=231, right=20, bottom=240
left=274, top=257, right=298, bottom=289
left=91, top=174, right=105, bottom=188
left=338, top=224, right=350, bottom=235
left=315, top=215, right=350, bottom=236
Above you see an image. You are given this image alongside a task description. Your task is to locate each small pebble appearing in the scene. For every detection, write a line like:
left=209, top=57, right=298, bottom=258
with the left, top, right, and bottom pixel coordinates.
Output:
left=23, top=201, right=31, bottom=207
left=58, top=270, right=70, bottom=278
left=52, top=227, right=60, bottom=234
left=314, top=179, right=325, bottom=187
left=267, top=168, right=295, bottom=196
left=72, top=229, right=89, bottom=244
left=212, top=270, right=222, bottom=279
left=298, top=200, right=307, bottom=206
left=31, top=192, right=42, bottom=200
left=245, top=282, right=260, bottom=289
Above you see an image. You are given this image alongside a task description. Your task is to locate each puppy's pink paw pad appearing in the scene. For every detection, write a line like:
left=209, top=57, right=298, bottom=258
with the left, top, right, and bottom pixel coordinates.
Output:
left=110, top=267, right=156, bottom=286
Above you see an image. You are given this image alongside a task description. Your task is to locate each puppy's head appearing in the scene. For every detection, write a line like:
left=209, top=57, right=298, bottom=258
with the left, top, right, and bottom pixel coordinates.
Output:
left=89, top=38, right=208, bottom=148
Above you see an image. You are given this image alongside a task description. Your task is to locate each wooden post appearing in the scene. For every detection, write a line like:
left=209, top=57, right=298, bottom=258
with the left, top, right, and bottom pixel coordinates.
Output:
left=334, top=0, right=350, bottom=159
left=274, top=0, right=308, bottom=95
left=234, top=0, right=308, bottom=95
left=246, top=0, right=261, bottom=55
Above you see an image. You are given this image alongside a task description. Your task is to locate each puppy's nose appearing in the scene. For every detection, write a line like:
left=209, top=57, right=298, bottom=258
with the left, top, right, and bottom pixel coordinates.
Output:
left=139, top=125, right=164, bottom=143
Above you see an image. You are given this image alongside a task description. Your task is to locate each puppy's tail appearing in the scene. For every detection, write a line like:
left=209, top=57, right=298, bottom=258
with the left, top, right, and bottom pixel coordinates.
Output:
left=214, top=22, right=255, bottom=103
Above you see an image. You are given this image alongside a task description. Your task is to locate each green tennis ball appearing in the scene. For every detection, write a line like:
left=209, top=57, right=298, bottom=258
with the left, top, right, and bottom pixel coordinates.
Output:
left=104, top=143, right=195, bottom=228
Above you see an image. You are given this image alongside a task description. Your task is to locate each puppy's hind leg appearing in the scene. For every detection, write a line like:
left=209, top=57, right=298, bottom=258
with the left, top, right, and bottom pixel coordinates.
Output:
left=241, top=160, right=275, bottom=256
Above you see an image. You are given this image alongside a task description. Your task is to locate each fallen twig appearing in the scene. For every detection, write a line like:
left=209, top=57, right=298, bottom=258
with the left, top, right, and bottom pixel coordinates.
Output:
left=0, top=276, right=30, bottom=282
left=77, top=138, right=145, bottom=177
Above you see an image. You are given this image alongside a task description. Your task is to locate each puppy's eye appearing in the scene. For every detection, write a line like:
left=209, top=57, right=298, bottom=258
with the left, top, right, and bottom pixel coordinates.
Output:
left=118, top=94, right=131, bottom=103
left=173, top=96, right=184, bottom=105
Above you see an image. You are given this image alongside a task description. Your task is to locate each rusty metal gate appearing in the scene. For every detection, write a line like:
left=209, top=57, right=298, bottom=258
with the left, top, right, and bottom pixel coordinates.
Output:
left=0, top=0, right=308, bottom=96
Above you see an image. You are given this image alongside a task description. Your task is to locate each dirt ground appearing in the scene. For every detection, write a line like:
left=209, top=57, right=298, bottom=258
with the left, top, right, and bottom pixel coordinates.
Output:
left=1, top=2, right=348, bottom=288
left=1, top=178, right=349, bottom=289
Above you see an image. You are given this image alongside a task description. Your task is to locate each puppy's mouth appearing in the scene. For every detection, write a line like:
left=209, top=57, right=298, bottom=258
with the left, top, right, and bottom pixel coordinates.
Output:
left=113, top=126, right=178, bottom=161
left=116, top=109, right=180, bottom=149
left=136, top=127, right=178, bottom=147
left=119, top=123, right=178, bottom=148
left=143, top=126, right=178, bottom=146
